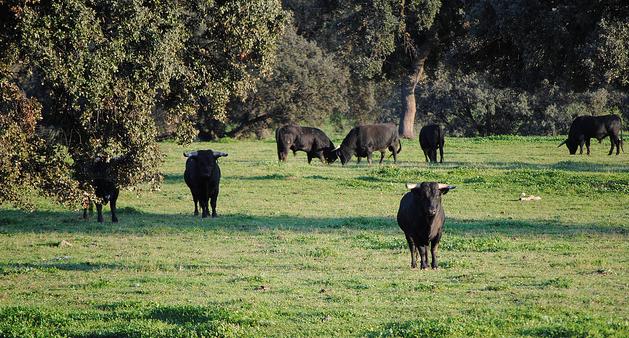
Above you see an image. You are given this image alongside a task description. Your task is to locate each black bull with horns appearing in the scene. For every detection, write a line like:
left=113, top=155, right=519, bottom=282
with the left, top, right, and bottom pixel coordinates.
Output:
left=184, top=149, right=228, bottom=218
left=558, top=114, right=624, bottom=155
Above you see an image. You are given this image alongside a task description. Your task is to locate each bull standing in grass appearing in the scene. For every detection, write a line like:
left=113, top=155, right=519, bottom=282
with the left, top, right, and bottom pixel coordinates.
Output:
left=82, top=156, right=120, bottom=223
left=184, top=150, right=228, bottom=218
left=558, top=114, right=624, bottom=155
left=397, top=182, right=455, bottom=269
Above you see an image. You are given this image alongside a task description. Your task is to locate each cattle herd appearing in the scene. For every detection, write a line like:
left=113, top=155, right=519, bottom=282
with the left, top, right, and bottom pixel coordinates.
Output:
left=83, top=114, right=623, bottom=268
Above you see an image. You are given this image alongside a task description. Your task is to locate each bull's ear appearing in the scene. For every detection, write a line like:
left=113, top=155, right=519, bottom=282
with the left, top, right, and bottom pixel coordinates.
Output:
left=183, top=151, right=198, bottom=157
left=406, top=183, right=419, bottom=189
left=213, top=151, right=228, bottom=158
left=557, top=140, right=567, bottom=148
left=438, top=183, right=456, bottom=194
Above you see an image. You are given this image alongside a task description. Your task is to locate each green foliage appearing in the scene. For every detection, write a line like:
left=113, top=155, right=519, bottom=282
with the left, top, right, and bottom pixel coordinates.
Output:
left=226, top=24, right=348, bottom=137
left=1, top=0, right=286, bottom=208
left=0, top=81, right=79, bottom=209
left=457, top=0, right=629, bottom=91
left=415, top=69, right=627, bottom=136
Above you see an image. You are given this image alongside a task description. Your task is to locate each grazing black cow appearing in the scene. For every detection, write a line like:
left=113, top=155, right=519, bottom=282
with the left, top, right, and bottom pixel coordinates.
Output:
left=558, top=114, right=624, bottom=155
left=275, top=125, right=337, bottom=163
left=419, top=124, right=445, bottom=163
left=397, top=182, right=455, bottom=269
left=184, top=150, right=228, bottom=218
left=335, top=123, right=401, bottom=165
left=82, top=157, right=120, bottom=223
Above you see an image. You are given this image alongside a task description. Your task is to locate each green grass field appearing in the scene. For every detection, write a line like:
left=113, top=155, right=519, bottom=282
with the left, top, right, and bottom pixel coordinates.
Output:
left=1, top=135, right=628, bottom=337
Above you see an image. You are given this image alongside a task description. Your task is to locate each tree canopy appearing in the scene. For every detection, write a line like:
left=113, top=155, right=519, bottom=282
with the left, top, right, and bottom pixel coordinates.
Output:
left=0, top=0, right=286, bottom=208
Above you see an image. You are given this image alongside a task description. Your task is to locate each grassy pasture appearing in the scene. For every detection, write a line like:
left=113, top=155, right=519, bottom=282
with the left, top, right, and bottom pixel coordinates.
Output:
left=1, top=135, right=628, bottom=337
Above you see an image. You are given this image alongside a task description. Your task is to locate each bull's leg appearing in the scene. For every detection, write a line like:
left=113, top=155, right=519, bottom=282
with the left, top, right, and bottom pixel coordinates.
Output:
left=418, top=245, right=429, bottom=270
left=615, top=137, right=622, bottom=155
left=439, top=144, right=444, bottom=163
left=392, top=146, right=398, bottom=164
left=193, top=194, right=199, bottom=216
left=585, top=139, right=591, bottom=155
left=210, top=190, right=219, bottom=218
left=200, top=197, right=209, bottom=218
left=96, top=203, right=104, bottom=223
left=430, top=233, right=442, bottom=269
left=405, top=234, right=417, bottom=268
left=367, top=152, right=373, bottom=166
left=356, top=156, right=361, bottom=164
left=579, top=141, right=584, bottom=154
left=609, top=138, right=615, bottom=155
left=307, top=153, right=313, bottom=164
left=83, top=197, right=90, bottom=219
left=379, top=151, right=385, bottom=164
left=423, top=150, right=429, bottom=162
left=110, top=190, right=119, bottom=223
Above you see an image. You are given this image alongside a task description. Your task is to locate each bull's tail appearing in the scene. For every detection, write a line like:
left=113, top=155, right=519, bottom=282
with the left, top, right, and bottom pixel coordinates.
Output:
left=388, top=138, right=402, bottom=158
left=621, top=124, right=625, bottom=153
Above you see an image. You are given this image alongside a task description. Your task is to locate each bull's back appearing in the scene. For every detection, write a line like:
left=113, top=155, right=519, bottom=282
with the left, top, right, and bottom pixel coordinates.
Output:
left=419, top=125, right=442, bottom=149
left=357, top=123, right=398, bottom=150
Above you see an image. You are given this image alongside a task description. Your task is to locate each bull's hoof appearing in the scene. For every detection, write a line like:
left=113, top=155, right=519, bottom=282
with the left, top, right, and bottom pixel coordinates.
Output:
left=212, top=214, right=217, bottom=218
left=97, top=219, right=104, bottom=223
left=112, top=217, right=118, bottom=223
left=194, top=211, right=199, bottom=216
left=432, top=266, right=439, bottom=270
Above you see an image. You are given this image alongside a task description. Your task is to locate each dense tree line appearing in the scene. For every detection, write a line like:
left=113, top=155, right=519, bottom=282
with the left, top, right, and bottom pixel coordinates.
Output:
left=1, top=0, right=627, bottom=208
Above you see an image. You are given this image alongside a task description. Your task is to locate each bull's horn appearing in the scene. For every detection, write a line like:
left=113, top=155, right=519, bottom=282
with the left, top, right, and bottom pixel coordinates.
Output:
left=183, top=151, right=198, bottom=157
left=437, top=183, right=456, bottom=190
left=557, top=140, right=567, bottom=148
left=213, top=151, right=228, bottom=157
left=406, top=183, right=418, bottom=189
left=333, top=146, right=340, bottom=151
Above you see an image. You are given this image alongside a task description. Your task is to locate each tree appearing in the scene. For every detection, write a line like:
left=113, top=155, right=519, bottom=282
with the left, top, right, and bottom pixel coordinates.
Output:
left=0, top=81, right=79, bottom=209
left=0, top=0, right=286, bottom=208
left=226, top=24, right=349, bottom=138
left=285, top=0, right=457, bottom=138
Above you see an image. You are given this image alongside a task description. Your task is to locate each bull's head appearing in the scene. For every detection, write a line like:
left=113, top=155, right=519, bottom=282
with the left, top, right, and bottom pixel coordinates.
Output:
left=557, top=138, right=578, bottom=155
left=406, top=182, right=455, bottom=217
left=323, top=145, right=338, bottom=164
left=334, top=146, right=351, bottom=165
left=184, top=150, right=228, bottom=177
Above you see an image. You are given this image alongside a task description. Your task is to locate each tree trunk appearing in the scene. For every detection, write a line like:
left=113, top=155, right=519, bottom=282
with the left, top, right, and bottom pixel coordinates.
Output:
left=398, top=32, right=436, bottom=139
left=399, top=72, right=420, bottom=138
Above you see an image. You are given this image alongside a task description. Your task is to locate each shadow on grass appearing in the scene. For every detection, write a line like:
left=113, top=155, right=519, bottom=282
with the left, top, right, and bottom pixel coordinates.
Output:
left=0, top=209, right=625, bottom=236
left=0, top=303, right=253, bottom=337
left=394, top=160, right=629, bottom=172
left=0, top=261, right=127, bottom=273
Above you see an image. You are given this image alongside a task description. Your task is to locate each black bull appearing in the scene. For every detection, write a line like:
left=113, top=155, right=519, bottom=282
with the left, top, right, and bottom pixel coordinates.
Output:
left=184, top=150, right=228, bottom=218
left=419, top=124, right=444, bottom=163
left=335, top=123, right=401, bottom=165
left=275, top=125, right=337, bottom=163
left=558, top=114, right=624, bottom=155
